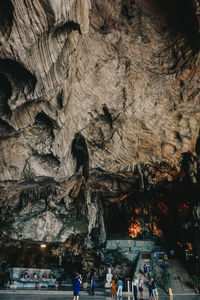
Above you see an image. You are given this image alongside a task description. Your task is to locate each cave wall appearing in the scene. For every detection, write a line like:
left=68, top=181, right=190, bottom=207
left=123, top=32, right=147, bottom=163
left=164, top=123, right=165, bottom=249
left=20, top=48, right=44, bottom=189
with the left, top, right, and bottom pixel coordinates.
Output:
left=0, top=0, right=200, bottom=274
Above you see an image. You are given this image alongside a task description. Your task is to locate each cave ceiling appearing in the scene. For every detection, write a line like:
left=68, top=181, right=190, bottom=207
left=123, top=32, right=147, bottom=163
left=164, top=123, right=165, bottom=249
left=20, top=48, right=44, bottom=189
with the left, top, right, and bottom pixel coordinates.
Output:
left=0, top=0, right=200, bottom=251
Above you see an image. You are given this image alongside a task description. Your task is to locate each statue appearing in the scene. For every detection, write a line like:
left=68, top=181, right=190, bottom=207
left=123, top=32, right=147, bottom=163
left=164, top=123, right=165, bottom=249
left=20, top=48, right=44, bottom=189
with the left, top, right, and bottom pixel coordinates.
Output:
left=105, top=267, right=113, bottom=288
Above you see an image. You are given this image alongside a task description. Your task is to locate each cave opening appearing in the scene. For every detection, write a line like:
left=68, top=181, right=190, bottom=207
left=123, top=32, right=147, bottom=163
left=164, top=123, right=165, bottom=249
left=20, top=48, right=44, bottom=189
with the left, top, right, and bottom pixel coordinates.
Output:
left=105, top=179, right=199, bottom=265
left=147, top=0, right=199, bottom=45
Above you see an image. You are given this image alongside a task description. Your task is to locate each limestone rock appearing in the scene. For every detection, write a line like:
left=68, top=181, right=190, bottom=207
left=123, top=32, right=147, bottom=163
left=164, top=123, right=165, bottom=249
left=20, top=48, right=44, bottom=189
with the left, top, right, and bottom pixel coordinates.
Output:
left=0, top=0, right=200, bottom=261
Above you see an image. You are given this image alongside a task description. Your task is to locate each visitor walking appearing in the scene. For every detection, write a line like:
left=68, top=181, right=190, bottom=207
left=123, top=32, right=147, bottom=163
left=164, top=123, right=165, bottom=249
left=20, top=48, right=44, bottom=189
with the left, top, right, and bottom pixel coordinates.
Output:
left=111, top=279, right=116, bottom=298
left=116, top=278, right=123, bottom=297
left=73, top=273, right=82, bottom=300
left=138, top=275, right=144, bottom=299
left=90, top=276, right=95, bottom=295
left=133, top=276, right=138, bottom=300
left=143, top=264, right=148, bottom=278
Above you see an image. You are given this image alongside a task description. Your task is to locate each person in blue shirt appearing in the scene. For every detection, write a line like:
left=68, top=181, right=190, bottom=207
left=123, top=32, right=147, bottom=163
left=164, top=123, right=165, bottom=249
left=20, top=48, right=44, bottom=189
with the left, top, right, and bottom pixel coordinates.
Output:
left=91, top=276, right=95, bottom=295
left=116, top=278, right=123, bottom=297
left=73, top=273, right=82, bottom=300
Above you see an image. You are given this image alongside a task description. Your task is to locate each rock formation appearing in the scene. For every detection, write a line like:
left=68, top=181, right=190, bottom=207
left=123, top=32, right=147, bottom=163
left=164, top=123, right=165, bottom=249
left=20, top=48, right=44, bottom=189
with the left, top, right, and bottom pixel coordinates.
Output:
left=0, top=0, right=200, bottom=277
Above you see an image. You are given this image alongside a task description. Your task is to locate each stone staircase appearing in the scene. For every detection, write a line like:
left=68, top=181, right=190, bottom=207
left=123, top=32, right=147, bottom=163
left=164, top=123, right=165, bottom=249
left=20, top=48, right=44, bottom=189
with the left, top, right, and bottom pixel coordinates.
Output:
left=166, top=259, right=195, bottom=295
left=136, top=257, right=196, bottom=297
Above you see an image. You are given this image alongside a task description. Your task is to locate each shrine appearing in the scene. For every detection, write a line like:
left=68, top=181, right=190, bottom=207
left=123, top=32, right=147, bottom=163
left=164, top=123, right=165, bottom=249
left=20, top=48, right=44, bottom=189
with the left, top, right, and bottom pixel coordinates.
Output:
left=8, top=268, right=56, bottom=289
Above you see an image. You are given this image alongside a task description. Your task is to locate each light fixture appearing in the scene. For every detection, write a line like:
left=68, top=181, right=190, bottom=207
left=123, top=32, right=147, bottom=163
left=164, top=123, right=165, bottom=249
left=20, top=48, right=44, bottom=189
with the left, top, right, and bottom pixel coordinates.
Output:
left=40, top=243, right=46, bottom=248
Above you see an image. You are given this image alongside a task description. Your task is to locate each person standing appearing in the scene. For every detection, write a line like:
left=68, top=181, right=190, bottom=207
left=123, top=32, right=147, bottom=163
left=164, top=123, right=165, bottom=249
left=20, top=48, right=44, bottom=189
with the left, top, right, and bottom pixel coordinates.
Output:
left=91, top=276, right=95, bottom=295
left=149, top=277, right=157, bottom=300
left=138, top=275, right=144, bottom=299
left=73, top=273, right=82, bottom=300
left=143, top=264, right=148, bottom=278
left=116, top=278, right=123, bottom=297
left=133, top=276, right=138, bottom=300
left=151, top=277, right=156, bottom=300
left=111, top=279, right=116, bottom=298
left=149, top=277, right=153, bottom=300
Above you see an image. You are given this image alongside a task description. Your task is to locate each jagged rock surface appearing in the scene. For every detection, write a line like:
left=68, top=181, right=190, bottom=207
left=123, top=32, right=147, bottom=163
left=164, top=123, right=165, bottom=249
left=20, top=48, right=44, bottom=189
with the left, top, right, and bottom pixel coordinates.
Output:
left=0, top=0, right=200, bottom=272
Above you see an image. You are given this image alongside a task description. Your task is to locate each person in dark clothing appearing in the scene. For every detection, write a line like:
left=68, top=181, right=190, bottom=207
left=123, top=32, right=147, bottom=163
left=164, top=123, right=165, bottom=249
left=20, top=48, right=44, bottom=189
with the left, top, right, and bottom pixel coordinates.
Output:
left=133, top=277, right=138, bottom=300
left=73, top=273, right=82, bottom=300
left=151, top=277, right=156, bottom=300
left=149, top=277, right=156, bottom=300
left=143, top=264, right=148, bottom=278
left=149, top=277, right=153, bottom=300
left=91, top=277, right=95, bottom=295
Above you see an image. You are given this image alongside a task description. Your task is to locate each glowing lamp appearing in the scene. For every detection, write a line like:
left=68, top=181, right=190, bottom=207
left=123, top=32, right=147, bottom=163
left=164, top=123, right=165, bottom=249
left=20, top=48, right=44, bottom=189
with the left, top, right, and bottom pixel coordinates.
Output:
left=40, top=244, right=46, bottom=249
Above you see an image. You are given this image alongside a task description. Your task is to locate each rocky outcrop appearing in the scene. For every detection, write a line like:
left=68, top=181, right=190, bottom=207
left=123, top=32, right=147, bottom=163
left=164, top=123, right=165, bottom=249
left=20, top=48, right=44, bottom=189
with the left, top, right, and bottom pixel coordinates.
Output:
left=0, top=0, right=200, bottom=275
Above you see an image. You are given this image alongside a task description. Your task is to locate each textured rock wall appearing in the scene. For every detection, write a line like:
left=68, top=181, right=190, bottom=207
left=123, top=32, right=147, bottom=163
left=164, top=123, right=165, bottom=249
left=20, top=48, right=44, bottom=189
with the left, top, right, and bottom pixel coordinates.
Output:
left=0, top=0, right=200, bottom=262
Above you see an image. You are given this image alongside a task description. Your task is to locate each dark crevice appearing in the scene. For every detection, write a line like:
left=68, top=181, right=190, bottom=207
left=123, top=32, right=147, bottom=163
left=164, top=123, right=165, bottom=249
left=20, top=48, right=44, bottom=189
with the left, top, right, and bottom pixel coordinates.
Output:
left=71, top=133, right=89, bottom=181
left=34, top=112, right=54, bottom=129
left=149, top=0, right=199, bottom=44
left=121, top=1, right=135, bottom=20
left=54, top=21, right=81, bottom=36
left=0, top=118, right=15, bottom=137
left=0, top=59, right=37, bottom=95
left=102, top=104, right=113, bottom=129
left=0, top=73, right=12, bottom=115
left=57, top=89, right=64, bottom=110
left=65, top=21, right=81, bottom=34
left=0, top=0, right=14, bottom=39
left=195, top=130, right=200, bottom=156
left=181, top=152, right=193, bottom=175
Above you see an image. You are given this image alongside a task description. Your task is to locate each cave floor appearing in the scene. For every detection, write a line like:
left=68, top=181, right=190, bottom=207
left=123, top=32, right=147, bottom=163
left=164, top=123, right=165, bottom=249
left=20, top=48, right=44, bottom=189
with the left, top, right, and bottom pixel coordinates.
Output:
left=0, top=294, right=200, bottom=300
left=0, top=293, right=199, bottom=300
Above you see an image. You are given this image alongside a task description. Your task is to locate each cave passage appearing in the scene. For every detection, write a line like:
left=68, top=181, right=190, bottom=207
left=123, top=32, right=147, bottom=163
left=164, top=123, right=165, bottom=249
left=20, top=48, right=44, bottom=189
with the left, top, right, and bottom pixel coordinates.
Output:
left=105, top=179, right=198, bottom=258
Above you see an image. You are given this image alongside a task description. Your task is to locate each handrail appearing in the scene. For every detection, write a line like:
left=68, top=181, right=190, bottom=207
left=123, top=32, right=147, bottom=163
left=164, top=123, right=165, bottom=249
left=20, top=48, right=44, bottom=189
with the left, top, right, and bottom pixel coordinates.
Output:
left=132, top=251, right=141, bottom=280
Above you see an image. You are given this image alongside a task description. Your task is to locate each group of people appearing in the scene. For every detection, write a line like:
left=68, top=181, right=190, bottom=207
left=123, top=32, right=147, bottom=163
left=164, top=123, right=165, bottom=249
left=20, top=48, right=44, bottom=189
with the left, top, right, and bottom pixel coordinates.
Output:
left=111, top=278, right=124, bottom=298
left=143, top=264, right=158, bottom=300
left=73, top=266, right=158, bottom=300
left=133, top=275, right=144, bottom=300
left=110, top=275, right=144, bottom=299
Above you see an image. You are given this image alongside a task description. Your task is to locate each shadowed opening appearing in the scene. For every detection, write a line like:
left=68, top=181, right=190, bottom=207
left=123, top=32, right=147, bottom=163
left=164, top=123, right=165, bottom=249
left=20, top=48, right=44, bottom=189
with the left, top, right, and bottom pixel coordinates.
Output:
left=34, top=112, right=54, bottom=128
left=0, top=73, right=12, bottom=115
left=0, top=59, right=37, bottom=94
left=0, top=0, right=14, bottom=38
left=149, top=0, right=199, bottom=43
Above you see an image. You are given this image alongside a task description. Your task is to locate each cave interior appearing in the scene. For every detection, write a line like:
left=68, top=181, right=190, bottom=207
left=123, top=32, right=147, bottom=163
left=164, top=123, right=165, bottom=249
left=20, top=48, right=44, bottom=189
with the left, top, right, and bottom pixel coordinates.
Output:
left=0, top=0, right=200, bottom=287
